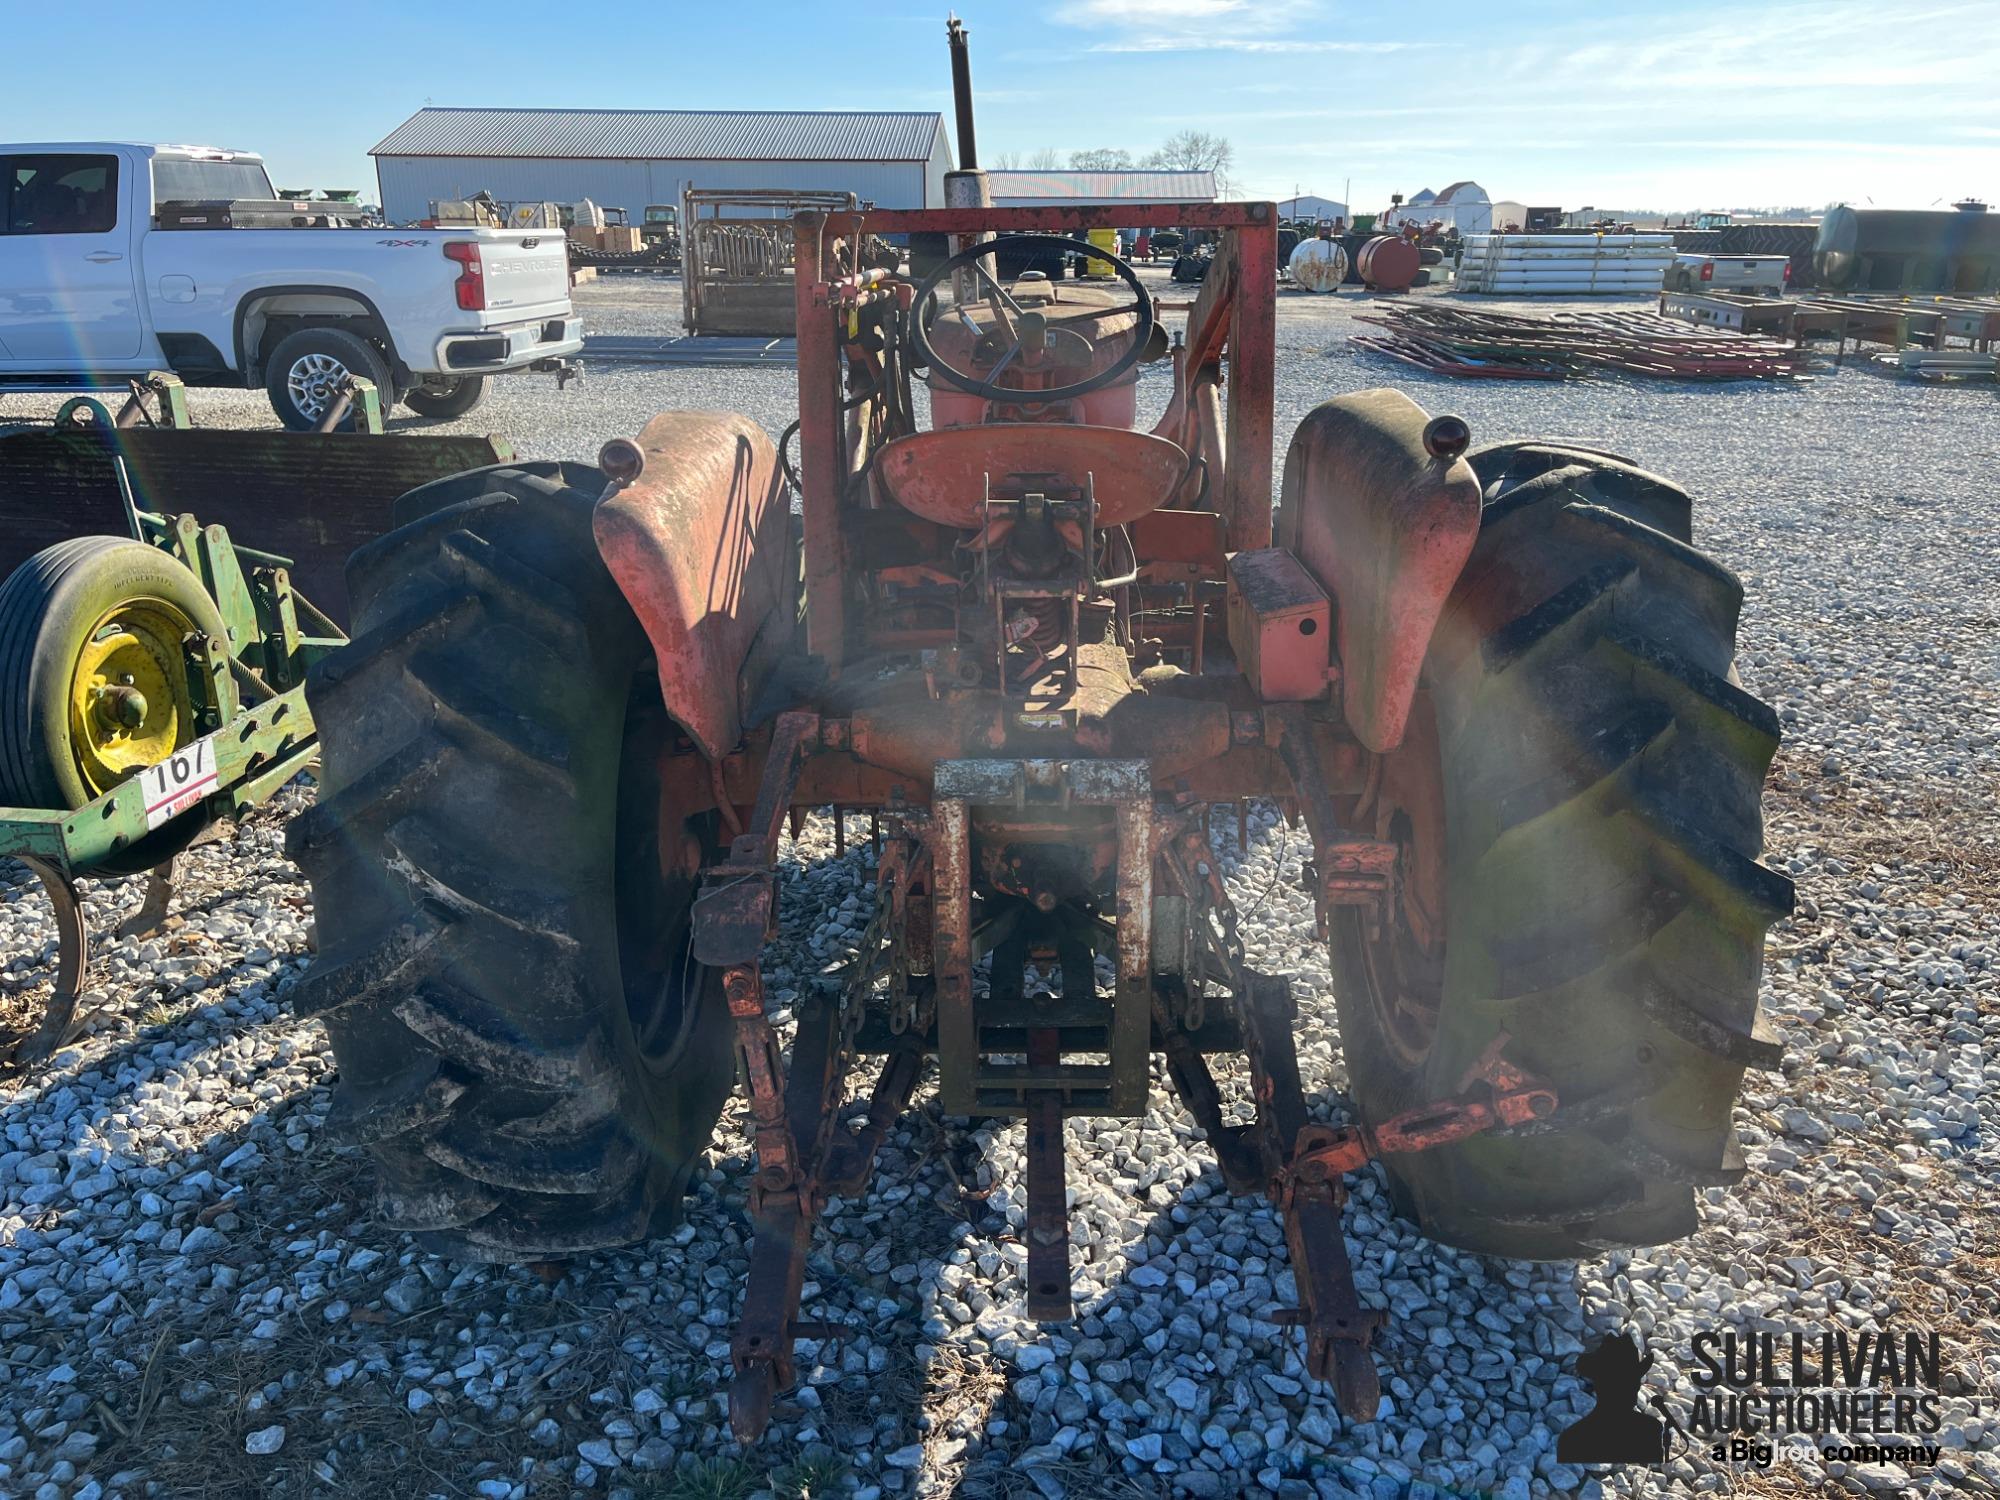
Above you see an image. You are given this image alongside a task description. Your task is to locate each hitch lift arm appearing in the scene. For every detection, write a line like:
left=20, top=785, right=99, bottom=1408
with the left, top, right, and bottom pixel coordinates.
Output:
left=1164, top=994, right=1557, bottom=1421
left=694, top=711, right=930, bottom=1443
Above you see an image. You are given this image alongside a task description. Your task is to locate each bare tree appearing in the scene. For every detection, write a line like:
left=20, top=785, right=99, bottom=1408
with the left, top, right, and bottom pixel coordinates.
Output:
left=1144, top=130, right=1235, bottom=195
left=1026, top=147, right=1063, bottom=170
left=992, top=150, right=1022, bottom=170
left=1070, top=148, right=1134, bottom=172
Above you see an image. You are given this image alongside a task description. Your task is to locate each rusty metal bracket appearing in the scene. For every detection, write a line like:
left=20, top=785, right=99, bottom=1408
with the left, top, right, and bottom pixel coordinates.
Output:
left=1304, top=839, right=1399, bottom=935
left=1271, top=705, right=1399, bottom=941
left=819, top=1037, right=925, bottom=1196
left=1259, top=1023, right=1556, bottom=1419
left=719, top=710, right=821, bottom=875
left=1154, top=988, right=1267, bottom=1192
left=930, top=758, right=1153, bottom=1117
left=1280, top=1032, right=1558, bottom=1191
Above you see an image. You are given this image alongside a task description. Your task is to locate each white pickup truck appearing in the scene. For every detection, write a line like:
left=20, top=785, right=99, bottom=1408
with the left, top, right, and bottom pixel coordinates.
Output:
left=0, top=143, right=581, bottom=426
left=1664, top=251, right=1791, bottom=296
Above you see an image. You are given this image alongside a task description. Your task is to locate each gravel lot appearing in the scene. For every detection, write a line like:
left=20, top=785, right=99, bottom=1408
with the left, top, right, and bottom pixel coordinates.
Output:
left=3, top=273, right=1997, bottom=1500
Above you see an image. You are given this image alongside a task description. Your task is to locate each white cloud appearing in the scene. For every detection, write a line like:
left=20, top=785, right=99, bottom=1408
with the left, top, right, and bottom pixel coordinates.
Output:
left=1052, top=0, right=1383, bottom=55
left=1088, top=36, right=1420, bottom=53
left=1493, top=0, right=1998, bottom=95
left=1023, top=0, right=1999, bottom=210
left=1063, top=0, right=1259, bottom=20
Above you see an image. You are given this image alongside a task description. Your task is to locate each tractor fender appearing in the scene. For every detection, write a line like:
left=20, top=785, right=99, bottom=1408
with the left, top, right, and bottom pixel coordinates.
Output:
left=593, top=411, right=792, bottom=762
left=1276, top=390, right=1481, bottom=753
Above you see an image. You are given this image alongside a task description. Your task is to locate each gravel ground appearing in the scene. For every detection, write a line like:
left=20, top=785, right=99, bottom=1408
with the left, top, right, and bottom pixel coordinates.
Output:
left=2, top=275, right=1997, bottom=1500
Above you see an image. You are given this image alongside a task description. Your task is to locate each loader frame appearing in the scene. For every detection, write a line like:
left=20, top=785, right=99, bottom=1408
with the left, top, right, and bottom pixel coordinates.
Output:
left=791, top=201, right=1278, bottom=671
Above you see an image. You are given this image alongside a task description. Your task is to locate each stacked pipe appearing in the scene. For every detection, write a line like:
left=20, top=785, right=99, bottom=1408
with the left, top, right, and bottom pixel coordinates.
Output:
left=1886, top=348, right=1998, bottom=381
left=1455, top=233, right=1674, bottom=295
left=1350, top=304, right=1808, bottom=380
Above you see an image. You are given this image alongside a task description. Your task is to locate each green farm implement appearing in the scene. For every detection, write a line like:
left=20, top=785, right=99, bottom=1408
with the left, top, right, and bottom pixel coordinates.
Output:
left=0, top=390, right=514, bottom=1064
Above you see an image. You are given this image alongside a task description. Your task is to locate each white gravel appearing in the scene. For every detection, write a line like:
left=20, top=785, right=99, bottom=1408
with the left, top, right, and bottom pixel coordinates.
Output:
left=2, top=276, right=1996, bottom=1499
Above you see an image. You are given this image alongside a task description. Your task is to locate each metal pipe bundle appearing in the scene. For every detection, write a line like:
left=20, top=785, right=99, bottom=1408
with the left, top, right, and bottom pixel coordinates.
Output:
left=1352, top=304, right=1808, bottom=380
left=1456, top=233, right=1675, bottom=295
left=1885, top=348, right=1997, bottom=381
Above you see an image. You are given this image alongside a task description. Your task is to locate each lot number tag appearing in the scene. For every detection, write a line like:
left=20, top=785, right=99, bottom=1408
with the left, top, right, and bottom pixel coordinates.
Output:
left=141, top=732, right=221, bottom=829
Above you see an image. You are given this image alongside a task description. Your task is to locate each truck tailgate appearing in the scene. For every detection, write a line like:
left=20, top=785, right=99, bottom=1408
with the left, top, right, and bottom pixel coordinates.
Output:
left=476, top=232, right=570, bottom=316
left=1715, top=258, right=1787, bottom=291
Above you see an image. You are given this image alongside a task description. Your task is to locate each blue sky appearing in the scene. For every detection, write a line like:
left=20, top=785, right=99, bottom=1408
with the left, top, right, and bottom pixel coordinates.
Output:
left=5, top=0, right=1993, bottom=213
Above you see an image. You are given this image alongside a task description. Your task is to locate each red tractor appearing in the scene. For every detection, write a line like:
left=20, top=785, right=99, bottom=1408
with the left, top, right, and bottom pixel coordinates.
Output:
left=290, top=23, right=1789, bottom=1444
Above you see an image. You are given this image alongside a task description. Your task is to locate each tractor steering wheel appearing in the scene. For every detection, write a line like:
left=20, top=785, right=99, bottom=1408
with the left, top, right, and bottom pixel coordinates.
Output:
left=910, top=233, right=1156, bottom=406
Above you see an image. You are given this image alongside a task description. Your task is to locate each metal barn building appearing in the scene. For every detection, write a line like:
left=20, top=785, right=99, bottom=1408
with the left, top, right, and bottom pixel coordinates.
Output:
left=986, top=170, right=1218, bottom=210
left=1384, top=181, right=1492, bottom=236
left=370, top=108, right=953, bottom=224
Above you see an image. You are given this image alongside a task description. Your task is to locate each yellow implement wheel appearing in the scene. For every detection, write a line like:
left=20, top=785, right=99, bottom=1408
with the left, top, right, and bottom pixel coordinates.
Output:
left=0, top=537, right=228, bottom=875
left=68, top=599, right=200, bottom=796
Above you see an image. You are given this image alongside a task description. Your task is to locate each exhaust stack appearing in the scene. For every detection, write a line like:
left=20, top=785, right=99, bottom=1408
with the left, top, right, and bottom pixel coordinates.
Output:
left=947, top=13, right=978, bottom=170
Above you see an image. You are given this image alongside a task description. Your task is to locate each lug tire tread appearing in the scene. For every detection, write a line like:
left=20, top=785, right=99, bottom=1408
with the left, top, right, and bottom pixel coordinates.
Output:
left=289, top=470, right=730, bottom=1259
left=1327, top=467, right=1792, bottom=1260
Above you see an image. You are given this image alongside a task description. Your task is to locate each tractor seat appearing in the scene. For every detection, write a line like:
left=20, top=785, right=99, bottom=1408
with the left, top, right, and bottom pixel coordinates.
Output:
left=875, top=425, right=1189, bottom=529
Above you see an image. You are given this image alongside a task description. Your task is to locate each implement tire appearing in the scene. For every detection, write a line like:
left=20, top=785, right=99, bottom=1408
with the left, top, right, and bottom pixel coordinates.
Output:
left=1325, top=460, right=1793, bottom=1259
left=0, top=537, right=227, bottom=876
left=286, top=463, right=731, bottom=1260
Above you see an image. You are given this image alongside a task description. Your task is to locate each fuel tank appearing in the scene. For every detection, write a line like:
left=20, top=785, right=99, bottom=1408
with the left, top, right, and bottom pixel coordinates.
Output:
left=1815, top=203, right=2000, bottom=293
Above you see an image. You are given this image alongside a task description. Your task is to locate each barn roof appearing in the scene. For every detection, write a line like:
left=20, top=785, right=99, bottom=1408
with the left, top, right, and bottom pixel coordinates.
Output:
left=371, top=108, right=945, bottom=163
left=986, top=169, right=1217, bottom=202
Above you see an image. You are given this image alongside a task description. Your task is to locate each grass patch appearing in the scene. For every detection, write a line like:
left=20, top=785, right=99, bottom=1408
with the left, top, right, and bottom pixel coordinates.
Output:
left=645, top=1456, right=760, bottom=1500
left=772, top=1451, right=852, bottom=1498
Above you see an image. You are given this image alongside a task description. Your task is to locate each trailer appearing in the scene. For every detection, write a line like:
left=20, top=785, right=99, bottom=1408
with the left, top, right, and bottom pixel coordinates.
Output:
left=682, top=189, right=865, bottom=337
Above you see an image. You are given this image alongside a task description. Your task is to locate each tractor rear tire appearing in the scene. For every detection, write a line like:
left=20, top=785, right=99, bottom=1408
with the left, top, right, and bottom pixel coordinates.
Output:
left=1466, top=441, right=1691, bottom=540
left=1324, top=464, right=1792, bottom=1259
left=286, top=464, right=732, bottom=1260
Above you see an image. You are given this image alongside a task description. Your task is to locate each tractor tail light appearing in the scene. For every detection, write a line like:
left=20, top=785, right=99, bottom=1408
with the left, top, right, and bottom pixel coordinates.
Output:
left=444, top=241, right=485, bottom=311
left=1699, top=261, right=1714, bottom=282
left=1784, top=260, right=1794, bottom=283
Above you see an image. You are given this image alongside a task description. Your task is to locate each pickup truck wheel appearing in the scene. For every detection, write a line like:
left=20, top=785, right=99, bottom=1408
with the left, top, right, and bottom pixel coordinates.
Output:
left=1672, top=270, right=1696, bottom=293
left=403, top=376, right=490, bottom=420
left=266, top=325, right=392, bottom=431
